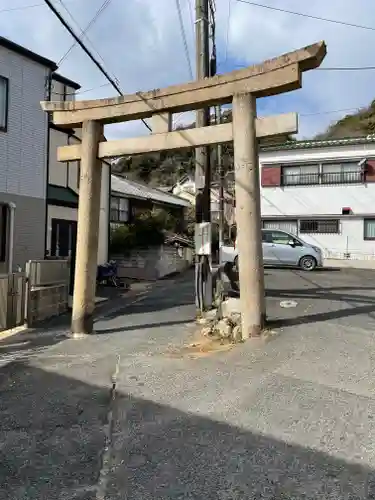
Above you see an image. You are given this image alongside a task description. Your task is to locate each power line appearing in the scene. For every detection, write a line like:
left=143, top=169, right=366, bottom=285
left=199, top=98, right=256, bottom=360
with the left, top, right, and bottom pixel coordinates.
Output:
left=300, top=106, right=366, bottom=117
left=173, top=105, right=369, bottom=128
left=56, top=0, right=117, bottom=81
left=0, top=0, right=80, bottom=14
left=44, top=0, right=121, bottom=92
left=224, top=0, right=232, bottom=64
left=317, top=66, right=375, bottom=71
left=236, top=0, right=375, bottom=32
left=175, top=0, right=194, bottom=80
left=43, top=0, right=152, bottom=132
left=58, top=0, right=112, bottom=65
left=187, top=0, right=195, bottom=40
left=224, top=61, right=375, bottom=72
left=51, top=82, right=112, bottom=96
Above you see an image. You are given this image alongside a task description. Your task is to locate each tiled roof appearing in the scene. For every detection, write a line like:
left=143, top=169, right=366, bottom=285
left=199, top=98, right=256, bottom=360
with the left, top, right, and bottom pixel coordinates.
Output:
left=261, top=135, right=375, bottom=152
left=111, top=175, right=191, bottom=208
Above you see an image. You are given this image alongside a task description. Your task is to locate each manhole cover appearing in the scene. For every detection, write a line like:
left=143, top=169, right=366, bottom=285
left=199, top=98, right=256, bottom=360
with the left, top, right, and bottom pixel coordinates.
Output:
left=280, top=300, right=298, bottom=308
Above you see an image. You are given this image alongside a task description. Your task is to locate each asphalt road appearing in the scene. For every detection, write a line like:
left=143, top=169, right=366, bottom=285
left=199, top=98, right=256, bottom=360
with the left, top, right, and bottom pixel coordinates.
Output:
left=1, top=267, right=375, bottom=499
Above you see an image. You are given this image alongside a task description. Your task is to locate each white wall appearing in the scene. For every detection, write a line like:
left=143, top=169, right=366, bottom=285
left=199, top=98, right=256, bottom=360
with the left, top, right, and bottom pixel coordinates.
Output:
left=49, top=129, right=81, bottom=192
left=259, top=142, right=375, bottom=259
left=49, top=128, right=68, bottom=186
left=260, top=183, right=375, bottom=217
left=260, top=142, right=375, bottom=217
left=0, top=46, right=49, bottom=199
left=299, top=218, right=375, bottom=260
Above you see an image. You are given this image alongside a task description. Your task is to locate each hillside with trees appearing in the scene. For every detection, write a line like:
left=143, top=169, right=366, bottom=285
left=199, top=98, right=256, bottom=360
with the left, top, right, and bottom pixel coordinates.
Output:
left=315, top=100, right=375, bottom=140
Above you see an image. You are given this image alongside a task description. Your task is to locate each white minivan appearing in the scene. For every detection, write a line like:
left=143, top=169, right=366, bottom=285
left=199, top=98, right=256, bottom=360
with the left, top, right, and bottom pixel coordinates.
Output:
left=221, top=229, right=323, bottom=272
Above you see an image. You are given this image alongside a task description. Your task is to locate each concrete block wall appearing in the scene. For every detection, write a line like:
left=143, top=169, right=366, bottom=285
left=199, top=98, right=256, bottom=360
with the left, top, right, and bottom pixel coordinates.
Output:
left=114, top=245, right=193, bottom=281
left=27, top=284, right=68, bottom=326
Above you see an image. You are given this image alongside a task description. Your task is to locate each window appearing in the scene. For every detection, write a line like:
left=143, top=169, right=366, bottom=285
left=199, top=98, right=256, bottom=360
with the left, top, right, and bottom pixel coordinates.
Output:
left=300, top=219, right=339, bottom=234
left=321, top=162, right=362, bottom=184
left=110, top=197, right=129, bottom=222
left=262, top=230, right=291, bottom=245
left=282, top=161, right=365, bottom=186
left=364, top=219, right=375, bottom=240
left=0, top=77, right=8, bottom=131
left=262, top=219, right=298, bottom=235
left=282, top=165, right=319, bottom=186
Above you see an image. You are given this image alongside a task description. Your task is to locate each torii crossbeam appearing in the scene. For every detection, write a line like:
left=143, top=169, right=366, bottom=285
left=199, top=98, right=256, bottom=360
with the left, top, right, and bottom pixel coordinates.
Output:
left=41, top=41, right=326, bottom=339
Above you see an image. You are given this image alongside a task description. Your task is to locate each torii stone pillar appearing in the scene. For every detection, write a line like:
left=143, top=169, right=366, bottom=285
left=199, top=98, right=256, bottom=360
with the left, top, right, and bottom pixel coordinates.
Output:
left=71, top=121, right=103, bottom=337
left=41, top=41, right=326, bottom=340
left=232, top=93, right=265, bottom=337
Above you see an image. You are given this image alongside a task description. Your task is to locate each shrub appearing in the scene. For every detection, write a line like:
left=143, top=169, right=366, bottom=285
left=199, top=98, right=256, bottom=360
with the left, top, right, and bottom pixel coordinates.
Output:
left=109, top=212, right=166, bottom=255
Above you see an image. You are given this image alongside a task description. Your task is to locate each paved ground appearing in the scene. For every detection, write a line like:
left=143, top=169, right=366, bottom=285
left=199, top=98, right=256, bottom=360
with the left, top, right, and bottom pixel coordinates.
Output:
left=1, top=267, right=375, bottom=499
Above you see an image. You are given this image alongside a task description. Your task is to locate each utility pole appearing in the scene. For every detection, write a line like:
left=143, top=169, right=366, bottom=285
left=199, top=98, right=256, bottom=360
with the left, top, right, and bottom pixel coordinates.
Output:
left=216, top=106, right=224, bottom=248
left=195, top=0, right=212, bottom=312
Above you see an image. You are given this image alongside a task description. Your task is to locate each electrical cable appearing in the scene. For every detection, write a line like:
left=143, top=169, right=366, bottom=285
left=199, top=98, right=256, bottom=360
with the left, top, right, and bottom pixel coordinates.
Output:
left=226, top=62, right=375, bottom=72
left=186, top=0, right=196, bottom=55
left=56, top=0, right=117, bottom=81
left=51, top=82, right=112, bottom=96
left=224, top=0, right=232, bottom=65
left=44, top=0, right=152, bottom=132
left=0, top=0, right=80, bottom=14
left=58, top=0, right=112, bottom=65
left=175, top=0, right=194, bottom=80
left=236, top=0, right=375, bottom=33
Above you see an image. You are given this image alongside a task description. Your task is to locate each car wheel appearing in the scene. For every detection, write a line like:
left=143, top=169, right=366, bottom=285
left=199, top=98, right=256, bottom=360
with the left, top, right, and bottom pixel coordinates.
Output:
left=299, top=255, right=317, bottom=271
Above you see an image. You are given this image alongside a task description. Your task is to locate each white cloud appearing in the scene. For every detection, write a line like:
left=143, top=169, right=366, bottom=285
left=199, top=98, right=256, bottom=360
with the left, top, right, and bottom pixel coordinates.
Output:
left=2, top=0, right=375, bottom=139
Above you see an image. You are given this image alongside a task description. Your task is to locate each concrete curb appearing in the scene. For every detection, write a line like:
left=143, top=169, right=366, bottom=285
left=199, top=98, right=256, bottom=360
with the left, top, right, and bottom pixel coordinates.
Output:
left=0, top=325, right=28, bottom=342
left=324, top=259, right=375, bottom=270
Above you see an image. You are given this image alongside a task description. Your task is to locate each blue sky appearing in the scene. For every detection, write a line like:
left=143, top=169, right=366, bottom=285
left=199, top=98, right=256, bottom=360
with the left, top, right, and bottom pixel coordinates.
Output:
left=1, top=0, right=375, bottom=139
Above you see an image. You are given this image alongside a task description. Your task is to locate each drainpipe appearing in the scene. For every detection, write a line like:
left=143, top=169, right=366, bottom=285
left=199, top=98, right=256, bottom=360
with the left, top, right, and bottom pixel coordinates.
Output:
left=108, top=168, right=111, bottom=262
left=43, top=71, right=53, bottom=257
left=7, top=202, right=16, bottom=273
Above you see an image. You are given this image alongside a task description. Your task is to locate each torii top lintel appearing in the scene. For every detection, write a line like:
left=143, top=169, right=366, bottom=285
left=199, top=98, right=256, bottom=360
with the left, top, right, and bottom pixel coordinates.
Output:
left=41, top=41, right=326, bottom=128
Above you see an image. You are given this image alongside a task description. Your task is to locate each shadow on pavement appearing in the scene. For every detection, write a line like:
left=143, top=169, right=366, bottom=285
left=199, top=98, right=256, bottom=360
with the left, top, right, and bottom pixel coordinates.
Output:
left=96, top=318, right=194, bottom=335
left=222, top=262, right=375, bottom=328
left=0, top=360, right=372, bottom=499
left=267, top=285, right=375, bottom=327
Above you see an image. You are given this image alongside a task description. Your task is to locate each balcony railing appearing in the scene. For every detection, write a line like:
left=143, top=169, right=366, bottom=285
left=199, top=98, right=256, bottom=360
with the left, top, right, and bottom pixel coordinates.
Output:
left=282, top=170, right=364, bottom=186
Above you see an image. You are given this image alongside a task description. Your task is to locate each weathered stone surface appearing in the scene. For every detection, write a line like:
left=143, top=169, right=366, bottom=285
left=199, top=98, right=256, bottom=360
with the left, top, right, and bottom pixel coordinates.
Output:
left=232, top=325, right=243, bottom=343
left=221, top=297, right=241, bottom=317
left=201, top=326, right=213, bottom=337
left=229, top=312, right=241, bottom=326
left=215, top=319, right=232, bottom=339
left=205, top=309, right=218, bottom=321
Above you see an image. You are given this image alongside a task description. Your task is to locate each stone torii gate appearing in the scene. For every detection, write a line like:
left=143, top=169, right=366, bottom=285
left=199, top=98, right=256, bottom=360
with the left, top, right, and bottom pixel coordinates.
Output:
left=41, top=41, right=326, bottom=339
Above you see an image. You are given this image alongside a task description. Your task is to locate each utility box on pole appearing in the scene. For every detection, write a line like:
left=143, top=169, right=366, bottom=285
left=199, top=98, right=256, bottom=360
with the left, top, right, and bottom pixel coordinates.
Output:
left=195, top=0, right=212, bottom=312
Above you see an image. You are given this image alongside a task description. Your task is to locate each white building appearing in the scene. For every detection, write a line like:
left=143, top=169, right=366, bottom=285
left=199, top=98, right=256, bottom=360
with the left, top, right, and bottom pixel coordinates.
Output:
left=0, top=35, right=110, bottom=274
left=171, top=175, right=235, bottom=225
left=259, top=136, right=375, bottom=260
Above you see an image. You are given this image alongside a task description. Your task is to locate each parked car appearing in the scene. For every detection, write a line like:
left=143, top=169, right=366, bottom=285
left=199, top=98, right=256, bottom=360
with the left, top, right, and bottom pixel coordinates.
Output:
left=220, top=229, right=323, bottom=272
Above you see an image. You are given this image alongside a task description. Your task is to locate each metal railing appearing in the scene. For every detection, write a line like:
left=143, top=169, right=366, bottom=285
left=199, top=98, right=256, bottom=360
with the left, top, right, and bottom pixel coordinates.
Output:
left=282, top=170, right=364, bottom=186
